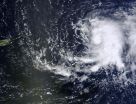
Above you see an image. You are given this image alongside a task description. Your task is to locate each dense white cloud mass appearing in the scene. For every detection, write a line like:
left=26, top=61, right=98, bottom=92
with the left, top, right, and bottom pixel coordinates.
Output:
left=69, top=11, right=136, bottom=73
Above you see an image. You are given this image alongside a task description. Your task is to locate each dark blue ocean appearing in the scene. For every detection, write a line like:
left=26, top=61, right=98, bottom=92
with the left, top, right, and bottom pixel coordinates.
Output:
left=1, top=0, right=136, bottom=104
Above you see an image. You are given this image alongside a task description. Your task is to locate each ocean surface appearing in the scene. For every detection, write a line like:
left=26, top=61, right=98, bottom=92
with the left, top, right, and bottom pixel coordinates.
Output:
left=1, top=0, right=136, bottom=104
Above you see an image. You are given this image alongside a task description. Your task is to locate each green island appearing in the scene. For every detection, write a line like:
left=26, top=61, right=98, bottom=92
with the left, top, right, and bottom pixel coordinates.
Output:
left=0, top=39, right=11, bottom=46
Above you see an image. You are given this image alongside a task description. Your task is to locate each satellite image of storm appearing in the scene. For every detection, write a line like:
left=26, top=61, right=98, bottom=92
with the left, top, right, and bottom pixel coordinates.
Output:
left=1, top=0, right=136, bottom=104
